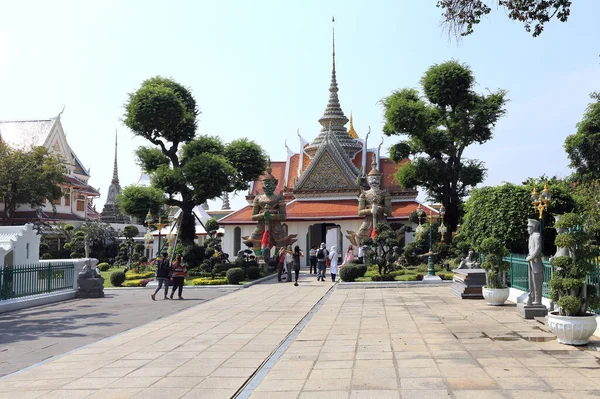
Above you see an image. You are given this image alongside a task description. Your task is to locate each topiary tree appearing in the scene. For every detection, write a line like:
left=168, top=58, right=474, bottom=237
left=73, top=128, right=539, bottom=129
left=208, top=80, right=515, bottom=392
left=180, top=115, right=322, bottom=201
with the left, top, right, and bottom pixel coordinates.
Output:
left=363, top=223, right=403, bottom=275
left=110, top=271, right=126, bottom=287
left=226, top=267, right=244, bottom=285
left=477, top=237, right=509, bottom=289
left=550, top=213, right=600, bottom=316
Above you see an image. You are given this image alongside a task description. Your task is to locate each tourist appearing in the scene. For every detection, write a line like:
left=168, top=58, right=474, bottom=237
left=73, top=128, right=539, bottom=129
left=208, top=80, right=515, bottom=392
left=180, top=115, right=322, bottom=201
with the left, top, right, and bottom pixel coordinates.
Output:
left=358, top=244, right=366, bottom=264
left=292, top=245, right=304, bottom=286
left=169, top=254, right=188, bottom=300
left=285, top=245, right=294, bottom=282
left=277, top=246, right=286, bottom=282
left=329, top=246, right=338, bottom=282
left=309, top=245, right=318, bottom=274
left=151, top=252, right=171, bottom=301
left=342, top=245, right=354, bottom=265
left=316, top=243, right=328, bottom=281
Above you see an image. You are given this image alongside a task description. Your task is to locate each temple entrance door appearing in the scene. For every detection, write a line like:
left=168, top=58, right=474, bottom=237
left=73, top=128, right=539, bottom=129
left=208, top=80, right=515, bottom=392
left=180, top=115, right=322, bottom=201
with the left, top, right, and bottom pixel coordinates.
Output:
left=308, top=223, right=342, bottom=257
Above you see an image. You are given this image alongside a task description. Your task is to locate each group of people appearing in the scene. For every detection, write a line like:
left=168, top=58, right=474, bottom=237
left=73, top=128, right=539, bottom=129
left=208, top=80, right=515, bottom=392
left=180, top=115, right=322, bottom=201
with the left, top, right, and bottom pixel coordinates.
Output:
left=151, top=252, right=189, bottom=301
left=307, top=243, right=365, bottom=282
left=277, top=245, right=303, bottom=285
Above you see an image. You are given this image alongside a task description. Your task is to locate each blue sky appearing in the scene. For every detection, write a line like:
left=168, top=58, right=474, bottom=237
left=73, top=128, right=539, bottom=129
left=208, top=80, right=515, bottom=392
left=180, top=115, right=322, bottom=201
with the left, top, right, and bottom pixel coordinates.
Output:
left=1, top=0, right=599, bottom=211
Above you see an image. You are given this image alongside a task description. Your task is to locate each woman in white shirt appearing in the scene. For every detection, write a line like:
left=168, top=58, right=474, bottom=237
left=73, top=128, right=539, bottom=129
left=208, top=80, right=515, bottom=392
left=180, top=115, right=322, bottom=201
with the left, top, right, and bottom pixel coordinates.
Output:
left=328, top=246, right=338, bottom=282
left=285, top=245, right=294, bottom=282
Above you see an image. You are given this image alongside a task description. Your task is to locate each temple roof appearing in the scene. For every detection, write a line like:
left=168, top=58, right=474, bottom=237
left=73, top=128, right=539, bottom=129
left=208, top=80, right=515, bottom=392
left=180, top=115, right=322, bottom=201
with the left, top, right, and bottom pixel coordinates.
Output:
left=219, top=199, right=423, bottom=224
left=0, top=118, right=56, bottom=149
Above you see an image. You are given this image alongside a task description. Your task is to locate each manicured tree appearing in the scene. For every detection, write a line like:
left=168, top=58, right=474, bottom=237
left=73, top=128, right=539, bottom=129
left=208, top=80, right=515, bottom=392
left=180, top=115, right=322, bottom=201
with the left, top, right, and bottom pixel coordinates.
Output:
left=118, top=185, right=165, bottom=224
left=477, top=237, right=509, bottom=289
left=437, top=0, right=574, bottom=38
left=564, top=92, right=600, bottom=182
left=0, top=142, right=65, bottom=225
left=383, top=61, right=507, bottom=240
left=124, top=76, right=267, bottom=246
left=363, top=223, right=402, bottom=275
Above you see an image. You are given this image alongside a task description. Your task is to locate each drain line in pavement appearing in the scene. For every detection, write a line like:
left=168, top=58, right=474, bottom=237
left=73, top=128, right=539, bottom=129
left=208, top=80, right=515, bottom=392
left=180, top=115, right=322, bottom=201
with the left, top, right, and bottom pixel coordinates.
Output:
left=233, top=285, right=336, bottom=399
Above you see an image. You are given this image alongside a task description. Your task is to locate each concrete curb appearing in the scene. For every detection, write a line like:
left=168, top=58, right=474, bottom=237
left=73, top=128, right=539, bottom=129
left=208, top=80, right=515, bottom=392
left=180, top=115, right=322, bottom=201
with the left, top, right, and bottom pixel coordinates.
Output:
left=0, top=290, right=76, bottom=314
left=337, top=280, right=453, bottom=289
left=242, top=273, right=278, bottom=288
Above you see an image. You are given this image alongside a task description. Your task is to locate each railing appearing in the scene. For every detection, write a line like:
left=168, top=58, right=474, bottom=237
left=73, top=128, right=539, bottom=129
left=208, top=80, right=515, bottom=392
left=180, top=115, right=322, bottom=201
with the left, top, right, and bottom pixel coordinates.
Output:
left=0, top=262, right=75, bottom=301
left=505, top=253, right=600, bottom=313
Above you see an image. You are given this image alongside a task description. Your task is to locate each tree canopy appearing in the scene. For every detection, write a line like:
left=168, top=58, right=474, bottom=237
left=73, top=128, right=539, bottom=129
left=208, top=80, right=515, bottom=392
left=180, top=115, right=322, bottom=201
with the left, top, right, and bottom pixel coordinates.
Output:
left=0, top=142, right=65, bottom=225
left=124, top=76, right=268, bottom=245
left=383, top=60, right=507, bottom=239
left=564, top=92, right=600, bottom=182
left=437, top=0, right=573, bottom=38
left=118, top=185, right=165, bottom=224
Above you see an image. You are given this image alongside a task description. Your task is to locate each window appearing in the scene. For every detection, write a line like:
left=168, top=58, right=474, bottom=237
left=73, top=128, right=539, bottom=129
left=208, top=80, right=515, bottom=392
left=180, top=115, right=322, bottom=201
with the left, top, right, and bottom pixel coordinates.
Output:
left=76, top=198, right=85, bottom=212
left=64, top=193, right=70, bottom=206
left=26, top=243, right=29, bottom=259
left=234, top=227, right=241, bottom=255
left=52, top=197, right=61, bottom=206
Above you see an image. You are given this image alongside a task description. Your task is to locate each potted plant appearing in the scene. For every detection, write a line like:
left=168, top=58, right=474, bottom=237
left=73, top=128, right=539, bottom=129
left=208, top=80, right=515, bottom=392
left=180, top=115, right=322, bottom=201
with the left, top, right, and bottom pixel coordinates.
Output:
left=548, top=213, right=600, bottom=345
left=478, top=237, right=510, bottom=306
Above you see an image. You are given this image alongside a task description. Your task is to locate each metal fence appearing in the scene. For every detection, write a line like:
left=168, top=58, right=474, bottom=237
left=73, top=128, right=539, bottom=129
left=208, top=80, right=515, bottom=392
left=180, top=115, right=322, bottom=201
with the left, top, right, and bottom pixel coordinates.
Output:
left=505, top=253, right=600, bottom=313
left=0, top=262, right=75, bottom=301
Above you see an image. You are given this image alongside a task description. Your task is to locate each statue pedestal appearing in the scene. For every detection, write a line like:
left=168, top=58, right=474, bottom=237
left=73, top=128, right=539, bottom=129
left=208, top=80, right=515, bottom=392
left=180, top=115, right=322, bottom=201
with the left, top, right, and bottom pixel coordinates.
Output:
left=76, top=278, right=105, bottom=298
left=451, top=269, right=486, bottom=299
left=517, top=303, right=548, bottom=319
left=423, top=275, right=442, bottom=282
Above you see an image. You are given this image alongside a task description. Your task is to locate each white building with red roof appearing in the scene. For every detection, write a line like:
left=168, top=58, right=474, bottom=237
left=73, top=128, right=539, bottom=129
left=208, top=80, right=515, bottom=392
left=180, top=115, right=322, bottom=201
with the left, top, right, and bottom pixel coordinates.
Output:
left=219, top=27, right=436, bottom=260
left=0, top=112, right=101, bottom=224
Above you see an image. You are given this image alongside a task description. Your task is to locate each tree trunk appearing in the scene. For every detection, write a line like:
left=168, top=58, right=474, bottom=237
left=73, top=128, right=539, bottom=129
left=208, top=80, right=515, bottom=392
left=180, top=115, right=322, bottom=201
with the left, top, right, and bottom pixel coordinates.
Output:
left=444, top=194, right=461, bottom=242
left=180, top=203, right=196, bottom=247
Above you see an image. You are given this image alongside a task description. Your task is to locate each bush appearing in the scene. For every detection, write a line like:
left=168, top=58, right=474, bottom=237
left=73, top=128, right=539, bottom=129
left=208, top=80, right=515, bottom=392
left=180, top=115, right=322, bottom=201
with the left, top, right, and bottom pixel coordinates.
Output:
left=416, top=274, right=424, bottom=281
left=246, top=266, right=261, bottom=280
left=226, top=268, right=245, bottom=285
left=345, top=263, right=367, bottom=277
left=389, top=269, right=405, bottom=277
left=126, top=271, right=155, bottom=280
left=371, top=274, right=381, bottom=282
left=97, top=262, right=110, bottom=271
left=41, top=253, right=52, bottom=259
left=416, top=264, right=428, bottom=273
left=192, top=278, right=228, bottom=286
left=123, top=279, right=143, bottom=287
left=110, top=271, right=126, bottom=287
left=340, top=264, right=360, bottom=282
left=380, top=274, right=395, bottom=281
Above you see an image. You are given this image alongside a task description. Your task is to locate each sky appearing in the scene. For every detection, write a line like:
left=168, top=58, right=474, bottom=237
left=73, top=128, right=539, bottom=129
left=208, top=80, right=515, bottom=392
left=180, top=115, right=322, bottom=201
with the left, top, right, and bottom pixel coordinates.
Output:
left=1, top=0, right=599, bottom=211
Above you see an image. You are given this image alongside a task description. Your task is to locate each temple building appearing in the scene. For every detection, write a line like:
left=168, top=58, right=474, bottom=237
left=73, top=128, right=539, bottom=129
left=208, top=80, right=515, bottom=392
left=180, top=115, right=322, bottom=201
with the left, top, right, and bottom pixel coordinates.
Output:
left=219, top=23, right=435, bottom=260
left=101, top=132, right=130, bottom=224
left=0, top=112, right=101, bottom=224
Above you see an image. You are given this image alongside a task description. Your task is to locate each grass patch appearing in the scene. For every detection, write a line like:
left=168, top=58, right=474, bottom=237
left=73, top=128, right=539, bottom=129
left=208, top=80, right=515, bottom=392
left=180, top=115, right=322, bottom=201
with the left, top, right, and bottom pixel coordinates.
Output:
left=346, top=266, right=454, bottom=282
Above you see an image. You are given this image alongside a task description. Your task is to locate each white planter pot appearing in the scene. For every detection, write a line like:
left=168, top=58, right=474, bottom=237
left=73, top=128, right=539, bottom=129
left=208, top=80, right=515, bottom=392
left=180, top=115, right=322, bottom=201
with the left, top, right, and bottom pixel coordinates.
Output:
left=547, top=311, right=598, bottom=345
left=482, top=287, right=510, bottom=306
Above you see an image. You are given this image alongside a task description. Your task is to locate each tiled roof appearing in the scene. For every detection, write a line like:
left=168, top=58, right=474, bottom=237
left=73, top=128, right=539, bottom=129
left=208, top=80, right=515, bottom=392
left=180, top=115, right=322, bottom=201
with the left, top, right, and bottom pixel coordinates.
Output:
left=0, top=119, right=55, bottom=149
left=219, top=199, right=423, bottom=224
left=65, top=176, right=100, bottom=196
left=251, top=161, right=287, bottom=196
left=0, top=211, right=86, bottom=223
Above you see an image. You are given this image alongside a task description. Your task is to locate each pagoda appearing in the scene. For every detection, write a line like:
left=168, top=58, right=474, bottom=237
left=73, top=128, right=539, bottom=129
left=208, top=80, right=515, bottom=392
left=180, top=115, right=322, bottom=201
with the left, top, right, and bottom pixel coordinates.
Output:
left=101, top=132, right=130, bottom=224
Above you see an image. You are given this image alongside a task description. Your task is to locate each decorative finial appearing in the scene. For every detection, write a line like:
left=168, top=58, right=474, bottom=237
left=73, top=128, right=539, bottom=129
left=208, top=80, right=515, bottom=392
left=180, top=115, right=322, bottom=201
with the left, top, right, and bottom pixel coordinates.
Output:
left=266, top=157, right=272, bottom=175
left=58, top=105, right=65, bottom=118
left=332, top=16, right=336, bottom=73
left=111, top=129, right=119, bottom=185
left=348, top=112, right=358, bottom=139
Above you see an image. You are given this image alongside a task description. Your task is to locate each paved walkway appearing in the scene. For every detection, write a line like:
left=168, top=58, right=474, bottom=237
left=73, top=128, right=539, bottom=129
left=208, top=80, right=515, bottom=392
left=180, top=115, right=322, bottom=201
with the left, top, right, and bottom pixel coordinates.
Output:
left=0, top=273, right=599, bottom=399
left=0, top=287, right=237, bottom=377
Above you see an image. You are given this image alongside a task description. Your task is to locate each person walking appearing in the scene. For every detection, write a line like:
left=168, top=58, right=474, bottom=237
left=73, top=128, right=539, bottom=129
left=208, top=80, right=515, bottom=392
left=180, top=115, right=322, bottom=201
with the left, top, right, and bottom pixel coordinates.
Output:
left=292, top=245, right=304, bottom=286
left=169, top=254, right=188, bottom=300
left=329, top=246, right=339, bottom=282
left=285, top=245, right=294, bottom=282
left=358, top=244, right=366, bottom=264
left=151, top=252, right=171, bottom=301
left=316, top=243, right=328, bottom=281
left=309, top=246, right=318, bottom=274
left=277, top=246, right=286, bottom=282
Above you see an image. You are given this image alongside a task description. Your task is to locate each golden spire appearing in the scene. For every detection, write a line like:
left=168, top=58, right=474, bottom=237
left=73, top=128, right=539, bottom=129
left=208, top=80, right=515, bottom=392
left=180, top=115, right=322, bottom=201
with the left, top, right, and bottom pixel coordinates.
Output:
left=347, top=112, right=358, bottom=139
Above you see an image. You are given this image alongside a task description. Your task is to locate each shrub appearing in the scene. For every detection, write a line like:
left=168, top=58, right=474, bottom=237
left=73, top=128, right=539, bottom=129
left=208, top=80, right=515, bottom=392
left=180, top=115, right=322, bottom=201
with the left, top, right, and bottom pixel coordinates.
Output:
left=437, top=273, right=447, bottom=280
left=389, top=269, right=405, bottom=277
left=340, top=264, right=360, bottom=282
left=246, top=266, right=261, bottom=280
left=192, top=278, right=228, bottom=286
left=139, top=256, right=148, bottom=263
left=41, top=253, right=52, bottom=259
left=371, top=274, right=381, bottom=282
left=97, top=262, right=110, bottom=271
left=380, top=274, right=395, bottom=281
left=123, top=279, right=143, bottom=287
left=226, top=268, right=245, bottom=285
left=416, top=274, right=424, bottom=281
left=126, top=271, right=155, bottom=280
left=110, top=271, right=126, bottom=287
left=477, top=237, right=509, bottom=289
left=416, top=264, right=428, bottom=273
left=346, top=263, right=367, bottom=277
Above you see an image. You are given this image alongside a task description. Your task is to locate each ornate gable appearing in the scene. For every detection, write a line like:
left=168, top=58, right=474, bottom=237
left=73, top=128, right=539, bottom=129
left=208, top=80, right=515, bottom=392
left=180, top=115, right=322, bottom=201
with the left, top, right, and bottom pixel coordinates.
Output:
left=294, top=128, right=359, bottom=193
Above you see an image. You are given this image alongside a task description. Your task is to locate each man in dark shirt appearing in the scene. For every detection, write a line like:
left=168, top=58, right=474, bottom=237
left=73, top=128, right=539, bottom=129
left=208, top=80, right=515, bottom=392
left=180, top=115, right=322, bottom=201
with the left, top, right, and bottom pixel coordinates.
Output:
left=151, top=252, right=171, bottom=300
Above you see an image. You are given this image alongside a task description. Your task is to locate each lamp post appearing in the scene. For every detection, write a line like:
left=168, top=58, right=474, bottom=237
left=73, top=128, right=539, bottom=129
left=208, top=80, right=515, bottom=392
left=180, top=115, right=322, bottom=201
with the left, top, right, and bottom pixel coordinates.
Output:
left=416, top=204, right=445, bottom=279
left=145, top=209, right=170, bottom=258
left=531, top=182, right=551, bottom=252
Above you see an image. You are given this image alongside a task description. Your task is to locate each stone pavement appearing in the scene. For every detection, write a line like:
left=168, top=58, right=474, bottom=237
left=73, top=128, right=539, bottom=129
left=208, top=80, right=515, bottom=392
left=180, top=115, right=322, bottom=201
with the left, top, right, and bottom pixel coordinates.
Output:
left=0, top=286, right=237, bottom=377
left=0, top=273, right=599, bottom=399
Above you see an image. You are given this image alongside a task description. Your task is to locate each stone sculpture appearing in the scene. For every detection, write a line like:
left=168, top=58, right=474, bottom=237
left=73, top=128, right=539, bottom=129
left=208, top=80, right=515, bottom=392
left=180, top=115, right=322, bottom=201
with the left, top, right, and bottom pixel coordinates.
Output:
left=517, top=219, right=548, bottom=318
left=243, top=162, right=297, bottom=252
left=346, top=158, right=392, bottom=246
left=457, top=250, right=480, bottom=269
left=76, top=259, right=104, bottom=298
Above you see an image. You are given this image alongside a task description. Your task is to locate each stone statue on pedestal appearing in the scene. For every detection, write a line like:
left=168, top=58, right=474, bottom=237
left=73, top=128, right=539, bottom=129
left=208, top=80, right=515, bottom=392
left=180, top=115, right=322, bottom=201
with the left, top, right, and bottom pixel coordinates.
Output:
left=76, top=259, right=104, bottom=298
left=517, top=218, right=548, bottom=318
left=346, top=159, right=392, bottom=246
left=457, top=250, right=480, bottom=269
left=243, top=162, right=297, bottom=253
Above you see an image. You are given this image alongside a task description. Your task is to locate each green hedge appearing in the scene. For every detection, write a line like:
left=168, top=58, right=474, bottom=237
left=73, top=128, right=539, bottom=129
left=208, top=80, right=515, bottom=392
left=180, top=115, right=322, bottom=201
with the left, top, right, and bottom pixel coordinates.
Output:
left=125, top=271, right=155, bottom=280
left=192, top=278, right=228, bottom=286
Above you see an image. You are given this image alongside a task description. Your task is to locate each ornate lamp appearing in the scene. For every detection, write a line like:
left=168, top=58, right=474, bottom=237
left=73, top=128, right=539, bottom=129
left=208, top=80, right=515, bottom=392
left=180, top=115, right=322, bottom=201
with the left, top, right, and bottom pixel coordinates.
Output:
left=438, top=205, right=447, bottom=241
left=532, top=182, right=551, bottom=219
